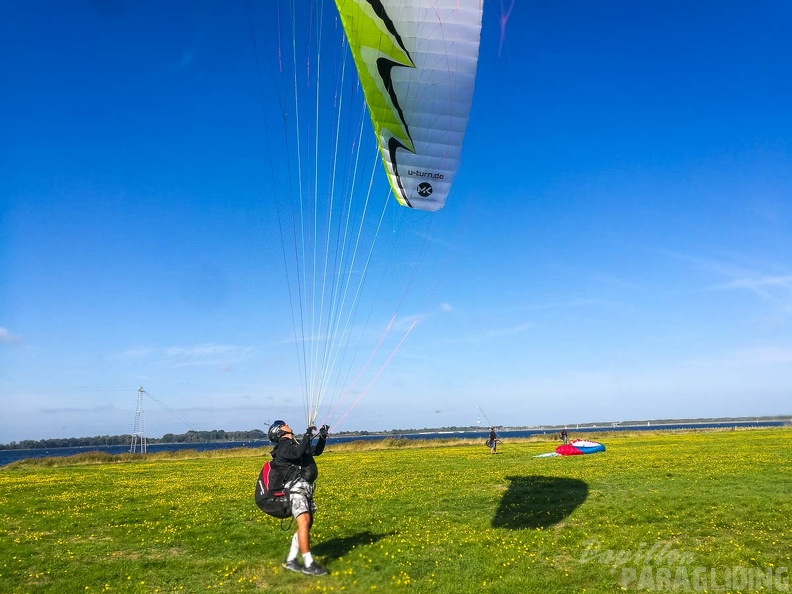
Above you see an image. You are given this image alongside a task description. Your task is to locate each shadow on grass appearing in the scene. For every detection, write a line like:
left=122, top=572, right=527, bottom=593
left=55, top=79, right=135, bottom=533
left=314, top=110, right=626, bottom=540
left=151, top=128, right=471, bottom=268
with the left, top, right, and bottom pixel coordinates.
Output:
left=313, top=530, right=393, bottom=561
left=491, top=475, right=588, bottom=530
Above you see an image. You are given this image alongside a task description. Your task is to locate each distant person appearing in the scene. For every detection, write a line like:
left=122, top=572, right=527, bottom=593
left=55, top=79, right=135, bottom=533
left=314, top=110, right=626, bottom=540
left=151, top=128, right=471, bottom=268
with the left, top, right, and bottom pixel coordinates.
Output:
left=487, top=427, right=499, bottom=454
left=560, top=427, right=569, bottom=445
left=268, top=420, right=330, bottom=576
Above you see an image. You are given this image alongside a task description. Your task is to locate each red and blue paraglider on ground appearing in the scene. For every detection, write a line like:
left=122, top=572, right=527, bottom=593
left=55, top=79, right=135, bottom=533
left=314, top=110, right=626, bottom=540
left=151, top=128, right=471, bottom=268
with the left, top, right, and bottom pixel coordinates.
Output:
left=555, top=439, right=606, bottom=455
left=534, top=439, right=606, bottom=458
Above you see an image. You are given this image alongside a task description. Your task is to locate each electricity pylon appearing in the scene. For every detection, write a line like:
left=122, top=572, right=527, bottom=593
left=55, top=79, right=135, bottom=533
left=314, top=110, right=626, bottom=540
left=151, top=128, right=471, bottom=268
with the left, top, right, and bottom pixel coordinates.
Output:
left=130, top=386, right=147, bottom=454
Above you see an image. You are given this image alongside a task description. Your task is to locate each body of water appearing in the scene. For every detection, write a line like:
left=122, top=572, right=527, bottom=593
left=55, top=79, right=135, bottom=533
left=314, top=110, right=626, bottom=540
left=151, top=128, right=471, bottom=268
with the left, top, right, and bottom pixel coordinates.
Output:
left=0, top=440, right=270, bottom=467
left=0, top=420, right=786, bottom=467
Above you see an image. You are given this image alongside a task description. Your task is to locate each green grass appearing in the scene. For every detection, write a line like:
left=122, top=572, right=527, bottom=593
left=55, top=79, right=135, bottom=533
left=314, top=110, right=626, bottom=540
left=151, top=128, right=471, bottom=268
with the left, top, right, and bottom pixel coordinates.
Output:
left=1, top=428, right=790, bottom=593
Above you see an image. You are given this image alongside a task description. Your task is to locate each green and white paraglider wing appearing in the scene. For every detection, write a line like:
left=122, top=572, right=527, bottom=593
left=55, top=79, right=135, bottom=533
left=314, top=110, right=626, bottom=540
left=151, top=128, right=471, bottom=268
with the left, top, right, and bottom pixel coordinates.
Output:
left=334, top=0, right=483, bottom=211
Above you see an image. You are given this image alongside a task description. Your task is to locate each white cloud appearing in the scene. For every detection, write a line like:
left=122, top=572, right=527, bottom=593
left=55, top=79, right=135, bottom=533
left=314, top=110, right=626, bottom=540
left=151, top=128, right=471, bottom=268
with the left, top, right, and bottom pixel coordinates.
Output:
left=165, top=344, right=249, bottom=358
left=661, top=249, right=792, bottom=311
left=716, top=274, right=792, bottom=300
left=0, top=327, right=22, bottom=344
left=447, top=321, right=534, bottom=345
left=689, top=346, right=792, bottom=369
left=173, top=50, right=194, bottom=70
left=118, top=343, right=254, bottom=368
left=160, top=343, right=254, bottom=369
left=122, top=347, right=154, bottom=358
left=484, top=322, right=533, bottom=339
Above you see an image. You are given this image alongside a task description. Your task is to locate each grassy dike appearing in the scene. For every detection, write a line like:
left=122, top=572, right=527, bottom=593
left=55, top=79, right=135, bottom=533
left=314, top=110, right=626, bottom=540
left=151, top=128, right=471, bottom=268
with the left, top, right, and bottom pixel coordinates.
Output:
left=1, top=428, right=790, bottom=593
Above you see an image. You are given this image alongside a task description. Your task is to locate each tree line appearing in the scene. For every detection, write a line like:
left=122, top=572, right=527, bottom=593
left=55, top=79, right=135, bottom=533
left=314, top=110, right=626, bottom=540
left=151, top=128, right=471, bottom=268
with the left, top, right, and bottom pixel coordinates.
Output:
left=0, top=429, right=267, bottom=450
left=0, top=425, right=501, bottom=450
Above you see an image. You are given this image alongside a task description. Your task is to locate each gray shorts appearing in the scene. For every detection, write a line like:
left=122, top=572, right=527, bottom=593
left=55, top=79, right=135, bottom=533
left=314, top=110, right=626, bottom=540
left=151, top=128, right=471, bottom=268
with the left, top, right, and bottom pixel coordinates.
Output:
left=286, top=478, right=316, bottom=518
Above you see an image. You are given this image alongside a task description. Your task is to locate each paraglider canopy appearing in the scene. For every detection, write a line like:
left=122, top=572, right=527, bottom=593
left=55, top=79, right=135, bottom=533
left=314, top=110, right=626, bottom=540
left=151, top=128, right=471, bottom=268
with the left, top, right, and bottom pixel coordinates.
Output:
left=556, top=440, right=606, bottom=456
left=334, top=0, right=483, bottom=211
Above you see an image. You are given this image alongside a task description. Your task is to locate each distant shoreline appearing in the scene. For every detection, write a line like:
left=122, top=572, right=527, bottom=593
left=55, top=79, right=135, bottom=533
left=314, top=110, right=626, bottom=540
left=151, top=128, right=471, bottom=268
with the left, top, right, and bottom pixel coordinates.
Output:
left=2, top=415, right=789, bottom=452
left=1, top=418, right=789, bottom=467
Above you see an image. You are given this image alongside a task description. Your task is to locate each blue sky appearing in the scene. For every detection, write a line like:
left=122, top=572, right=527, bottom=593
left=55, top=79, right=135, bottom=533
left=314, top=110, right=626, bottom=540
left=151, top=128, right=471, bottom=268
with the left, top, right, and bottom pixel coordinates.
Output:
left=2, top=1, right=791, bottom=443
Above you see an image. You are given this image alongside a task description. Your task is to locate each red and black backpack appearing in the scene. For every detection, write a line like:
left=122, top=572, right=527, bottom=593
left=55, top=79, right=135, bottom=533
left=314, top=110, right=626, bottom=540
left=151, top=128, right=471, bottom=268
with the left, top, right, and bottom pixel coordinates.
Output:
left=254, top=461, right=291, bottom=519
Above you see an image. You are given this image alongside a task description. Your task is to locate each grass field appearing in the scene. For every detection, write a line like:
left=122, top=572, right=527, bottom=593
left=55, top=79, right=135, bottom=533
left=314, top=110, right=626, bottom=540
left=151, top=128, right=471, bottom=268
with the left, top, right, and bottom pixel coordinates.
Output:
left=1, top=428, right=790, bottom=593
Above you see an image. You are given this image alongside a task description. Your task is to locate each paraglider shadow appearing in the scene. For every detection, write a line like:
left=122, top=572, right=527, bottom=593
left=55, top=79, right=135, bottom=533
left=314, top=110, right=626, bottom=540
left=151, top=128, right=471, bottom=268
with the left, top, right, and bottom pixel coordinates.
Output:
left=491, top=475, right=588, bottom=530
left=312, top=530, right=393, bottom=561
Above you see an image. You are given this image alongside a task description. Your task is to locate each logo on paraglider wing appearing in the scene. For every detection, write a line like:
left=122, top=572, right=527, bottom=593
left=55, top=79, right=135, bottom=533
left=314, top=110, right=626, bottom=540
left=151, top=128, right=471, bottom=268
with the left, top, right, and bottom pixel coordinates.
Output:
left=417, top=182, right=433, bottom=197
